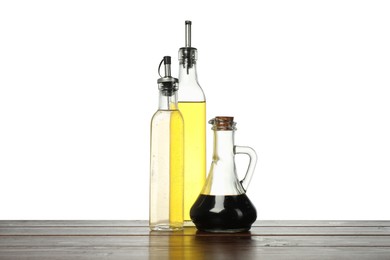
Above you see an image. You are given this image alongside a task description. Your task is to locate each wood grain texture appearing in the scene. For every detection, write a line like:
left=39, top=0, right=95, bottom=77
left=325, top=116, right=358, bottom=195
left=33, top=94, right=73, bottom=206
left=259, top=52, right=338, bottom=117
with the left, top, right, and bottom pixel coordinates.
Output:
left=2, top=220, right=390, bottom=227
left=1, top=247, right=390, bottom=260
left=0, top=221, right=390, bottom=259
left=2, top=226, right=390, bottom=236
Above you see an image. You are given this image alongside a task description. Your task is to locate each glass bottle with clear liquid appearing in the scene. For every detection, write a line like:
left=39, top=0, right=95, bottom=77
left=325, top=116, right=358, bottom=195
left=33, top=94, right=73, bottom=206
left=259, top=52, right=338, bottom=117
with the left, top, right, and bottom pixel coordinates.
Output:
left=178, top=21, right=206, bottom=225
left=190, top=117, right=258, bottom=233
left=150, top=56, right=184, bottom=231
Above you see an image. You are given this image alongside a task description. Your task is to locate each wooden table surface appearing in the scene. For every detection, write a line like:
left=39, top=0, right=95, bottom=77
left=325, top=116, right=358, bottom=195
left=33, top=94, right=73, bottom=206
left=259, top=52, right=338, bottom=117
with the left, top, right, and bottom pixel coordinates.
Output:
left=1, top=220, right=390, bottom=259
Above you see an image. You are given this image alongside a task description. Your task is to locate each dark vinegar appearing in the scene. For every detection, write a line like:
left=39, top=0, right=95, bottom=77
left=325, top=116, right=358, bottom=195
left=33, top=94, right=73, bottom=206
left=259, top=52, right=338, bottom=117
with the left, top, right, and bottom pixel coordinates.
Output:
left=190, top=194, right=257, bottom=233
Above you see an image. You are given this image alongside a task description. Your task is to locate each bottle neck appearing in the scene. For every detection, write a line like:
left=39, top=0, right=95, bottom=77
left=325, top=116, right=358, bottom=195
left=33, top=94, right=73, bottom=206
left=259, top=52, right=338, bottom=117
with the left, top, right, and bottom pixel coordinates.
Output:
left=201, top=128, right=245, bottom=195
left=213, top=130, right=235, bottom=160
left=178, top=60, right=199, bottom=85
left=158, top=90, right=178, bottom=110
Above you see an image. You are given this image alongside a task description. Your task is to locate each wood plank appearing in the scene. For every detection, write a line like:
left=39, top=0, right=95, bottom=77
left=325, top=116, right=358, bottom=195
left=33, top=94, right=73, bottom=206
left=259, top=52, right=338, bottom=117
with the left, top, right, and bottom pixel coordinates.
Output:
left=254, top=220, right=390, bottom=227
left=2, top=220, right=390, bottom=227
left=2, top=226, right=390, bottom=236
left=1, top=235, right=390, bottom=247
left=1, top=221, right=390, bottom=259
left=1, top=247, right=390, bottom=260
left=0, top=220, right=147, bottom=227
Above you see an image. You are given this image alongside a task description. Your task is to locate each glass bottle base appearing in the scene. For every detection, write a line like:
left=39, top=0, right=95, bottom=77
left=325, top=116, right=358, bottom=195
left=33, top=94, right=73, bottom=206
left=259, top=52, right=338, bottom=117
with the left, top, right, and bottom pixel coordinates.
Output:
left=183, top=220, right=195, bottom=227
left=150, top=224, right=183, bottom=231
left=196, top=227, right=251, bottom=233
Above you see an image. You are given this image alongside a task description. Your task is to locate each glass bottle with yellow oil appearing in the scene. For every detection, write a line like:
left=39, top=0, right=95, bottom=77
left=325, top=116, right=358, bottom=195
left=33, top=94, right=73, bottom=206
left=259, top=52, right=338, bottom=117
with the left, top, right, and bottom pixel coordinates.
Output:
left=178, top=21, right=206, bottom=225
left=150, top=56, right=184, bottom=231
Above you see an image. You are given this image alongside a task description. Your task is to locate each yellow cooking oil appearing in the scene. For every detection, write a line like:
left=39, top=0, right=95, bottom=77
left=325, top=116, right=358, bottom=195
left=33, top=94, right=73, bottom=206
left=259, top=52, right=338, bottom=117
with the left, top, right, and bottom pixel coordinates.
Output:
left=178, top=101, right=206, bottom=223
left=169, top=110, right=184, bottom=227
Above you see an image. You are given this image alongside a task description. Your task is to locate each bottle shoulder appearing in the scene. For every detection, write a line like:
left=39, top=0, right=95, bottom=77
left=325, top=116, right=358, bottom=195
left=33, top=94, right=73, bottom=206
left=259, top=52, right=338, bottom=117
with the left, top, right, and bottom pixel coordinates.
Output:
left=151, top=109, right=184, bottom=123
left=177, top=83, right=206, bottom=102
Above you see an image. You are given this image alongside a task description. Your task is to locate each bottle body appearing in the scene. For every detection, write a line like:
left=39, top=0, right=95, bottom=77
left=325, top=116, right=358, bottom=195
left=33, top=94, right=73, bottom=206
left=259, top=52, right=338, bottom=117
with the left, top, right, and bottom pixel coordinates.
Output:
left=150, top=109, right=184, bottom=230
left=178, top=100, right=206, bottom=224
left=190, top=194, right=256, bottom=233
left=150, top=56, right=183, bottom=231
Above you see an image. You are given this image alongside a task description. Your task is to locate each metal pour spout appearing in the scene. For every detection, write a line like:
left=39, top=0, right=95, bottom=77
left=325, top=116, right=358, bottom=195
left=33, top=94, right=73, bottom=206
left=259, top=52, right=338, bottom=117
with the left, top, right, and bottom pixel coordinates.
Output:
left=179, top=20, right=197, bottom=74
left=185, top=20, right=191, bottom=47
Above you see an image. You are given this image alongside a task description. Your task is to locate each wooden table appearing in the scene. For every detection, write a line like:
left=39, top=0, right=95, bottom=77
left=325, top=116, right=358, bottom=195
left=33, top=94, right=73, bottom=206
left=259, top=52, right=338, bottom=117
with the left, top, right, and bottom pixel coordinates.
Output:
left=1, top=220, right=390, bottom=259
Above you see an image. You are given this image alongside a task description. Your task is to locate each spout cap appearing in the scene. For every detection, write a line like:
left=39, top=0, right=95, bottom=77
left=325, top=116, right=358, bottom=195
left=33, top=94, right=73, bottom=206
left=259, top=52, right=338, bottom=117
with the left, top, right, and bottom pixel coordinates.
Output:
left=179, top=20, right=198, bottom=63
left=157, top=56, right=178, bottom=84
left=163, top=56, right=171, bottom=65
left=157, top=56, right=178, bottom=95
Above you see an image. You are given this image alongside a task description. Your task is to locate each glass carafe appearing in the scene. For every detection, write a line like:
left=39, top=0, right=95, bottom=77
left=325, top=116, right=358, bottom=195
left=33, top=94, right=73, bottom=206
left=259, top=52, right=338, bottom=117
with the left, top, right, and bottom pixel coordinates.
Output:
left=190, top=116, right=257, bottom=233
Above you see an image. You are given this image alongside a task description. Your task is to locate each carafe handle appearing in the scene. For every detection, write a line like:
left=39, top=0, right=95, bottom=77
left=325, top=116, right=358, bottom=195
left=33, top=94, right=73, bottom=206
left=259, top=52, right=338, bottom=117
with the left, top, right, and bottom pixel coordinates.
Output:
left=234, top=146, right=258, bottom=192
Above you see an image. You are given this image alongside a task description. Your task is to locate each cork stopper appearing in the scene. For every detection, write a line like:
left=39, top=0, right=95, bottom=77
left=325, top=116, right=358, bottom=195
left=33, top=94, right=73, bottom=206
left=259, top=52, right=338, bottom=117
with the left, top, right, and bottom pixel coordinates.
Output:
left=209, top=116, right=237, bottom=131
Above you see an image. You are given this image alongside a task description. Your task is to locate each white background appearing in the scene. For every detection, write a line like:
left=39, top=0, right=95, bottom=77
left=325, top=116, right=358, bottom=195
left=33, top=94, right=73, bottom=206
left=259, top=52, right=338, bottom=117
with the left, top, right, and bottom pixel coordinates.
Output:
left=1, top=0, right=390, bottom=220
